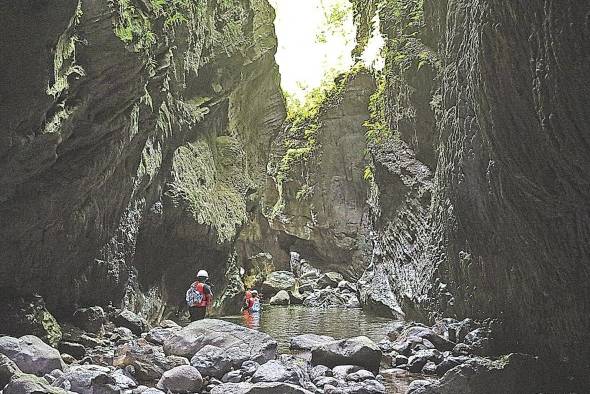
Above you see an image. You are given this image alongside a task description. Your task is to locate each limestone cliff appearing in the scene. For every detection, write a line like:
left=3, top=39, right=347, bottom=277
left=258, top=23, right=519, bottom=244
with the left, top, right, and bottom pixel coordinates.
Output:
left=0, top=0, right=285, bottom=320
left=354, top=0, right=590, bottom=369
left=261, top=69, right=376, bottom=279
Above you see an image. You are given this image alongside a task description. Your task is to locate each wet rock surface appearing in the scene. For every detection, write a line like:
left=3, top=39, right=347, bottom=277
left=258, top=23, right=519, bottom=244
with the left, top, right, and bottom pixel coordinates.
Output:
left=163, top=319, right=277, bottom=365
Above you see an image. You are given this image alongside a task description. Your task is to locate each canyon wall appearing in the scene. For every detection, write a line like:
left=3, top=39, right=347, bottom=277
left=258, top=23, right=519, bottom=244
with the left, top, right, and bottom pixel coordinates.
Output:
left=354, top=0, right=590, bottom=367
left=0, top=0, right=285, bottom=321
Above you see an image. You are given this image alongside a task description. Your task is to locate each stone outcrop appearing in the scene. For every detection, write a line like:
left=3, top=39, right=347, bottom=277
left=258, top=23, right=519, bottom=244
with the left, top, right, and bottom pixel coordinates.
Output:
left=263, top=69, right=376, bottom=279
left=0, top=0, right=285, bottom=320
left=353, top=0, right=590, bottom=377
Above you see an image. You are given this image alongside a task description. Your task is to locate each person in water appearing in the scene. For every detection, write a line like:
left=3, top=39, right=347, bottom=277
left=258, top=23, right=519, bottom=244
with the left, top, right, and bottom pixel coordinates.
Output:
left=186, top=269, right=213, bottom=321
left=242, top=289, right=261, bottom=313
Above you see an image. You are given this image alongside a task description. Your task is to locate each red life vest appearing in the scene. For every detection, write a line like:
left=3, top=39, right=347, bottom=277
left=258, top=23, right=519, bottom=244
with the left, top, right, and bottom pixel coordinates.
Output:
left=193, top=282, right=209, bottom=308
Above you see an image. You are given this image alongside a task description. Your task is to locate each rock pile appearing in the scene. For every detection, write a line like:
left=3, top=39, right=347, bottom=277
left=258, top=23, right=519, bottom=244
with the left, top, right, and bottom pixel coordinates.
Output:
left=263, top=264, right=360, bottom=309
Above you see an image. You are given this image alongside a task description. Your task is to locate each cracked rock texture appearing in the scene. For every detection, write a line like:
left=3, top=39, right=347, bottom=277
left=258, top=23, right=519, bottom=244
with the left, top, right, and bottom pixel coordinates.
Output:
left=262, top=70, right=376, bottom=279
left=354, top=0, right=590, bottom=369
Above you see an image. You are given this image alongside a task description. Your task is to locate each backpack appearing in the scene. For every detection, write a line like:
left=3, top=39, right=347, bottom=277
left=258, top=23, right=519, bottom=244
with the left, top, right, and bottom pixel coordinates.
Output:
left=250, top=298, right=261, bottom=313
left=186, top=282, right=204, bottom=307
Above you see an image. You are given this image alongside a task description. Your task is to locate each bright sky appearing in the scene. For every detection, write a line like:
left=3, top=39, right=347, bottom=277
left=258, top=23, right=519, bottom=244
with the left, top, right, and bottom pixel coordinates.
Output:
left=269, top=0, right=383, bottom=102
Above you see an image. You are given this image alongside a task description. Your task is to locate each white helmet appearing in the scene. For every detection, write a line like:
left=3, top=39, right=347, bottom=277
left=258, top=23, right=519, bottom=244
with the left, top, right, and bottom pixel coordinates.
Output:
left=197, top=269, right=209, bottom=278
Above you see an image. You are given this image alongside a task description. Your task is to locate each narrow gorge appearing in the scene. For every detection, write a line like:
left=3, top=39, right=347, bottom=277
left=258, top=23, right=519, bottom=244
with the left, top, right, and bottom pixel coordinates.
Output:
left=0, top=0, right=588, bottom=393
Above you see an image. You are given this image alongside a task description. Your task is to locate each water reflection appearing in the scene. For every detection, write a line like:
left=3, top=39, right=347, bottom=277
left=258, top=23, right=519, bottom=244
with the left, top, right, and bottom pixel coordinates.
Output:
left=224, top=305, right=392, bottom=353
left=241, top=310, right=261, bottom=330
left=222, top=305, right=421, bottom=393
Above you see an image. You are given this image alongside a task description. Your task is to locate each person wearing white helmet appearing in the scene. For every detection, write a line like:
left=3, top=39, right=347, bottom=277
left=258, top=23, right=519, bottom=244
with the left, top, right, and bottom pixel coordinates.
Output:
left=185, top=269, right=213, bottom=321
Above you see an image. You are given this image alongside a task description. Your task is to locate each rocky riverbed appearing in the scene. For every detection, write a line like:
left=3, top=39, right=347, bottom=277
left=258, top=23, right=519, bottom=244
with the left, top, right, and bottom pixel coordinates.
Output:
left=0, top=303, right=558, bottom=394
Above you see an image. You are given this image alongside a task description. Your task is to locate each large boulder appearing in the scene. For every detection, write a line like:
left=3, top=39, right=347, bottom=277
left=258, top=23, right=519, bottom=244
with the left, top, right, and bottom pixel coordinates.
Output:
left=269, top=290, right=290, bottom=305
left=0, top=335, right=65, bottom=376
left=113, top=339, right=188, bottom=381
left=261, top=271, right=296, bottom=295
left=251, top=360, right=301, bottom=385
left=311, top=336, right=382, bottom=372
left=190, top=344, right=233, bottom=378
left=409, top=354, right=543, bottom=394
left=316, top=272, right=344, bottom=289
left=397, top=326, right=456, bottom=352
left=290, top=334, right=335, bottom=351
left=146, top=326, right=181, bottom=346
left=211, top=382, right=313, bottom=394
left=163, top=319, right=277, bottom=366
left=0, top=353, right=21, bottom=388
left=113, top=310, right=149, bottom=335
left=72, top=307, right=106, bottom=334
left=52, top=365, right=118, bottom=394
left=3, top=373, right=67, bottom=394
left=156, top=365, right=203, bottom=393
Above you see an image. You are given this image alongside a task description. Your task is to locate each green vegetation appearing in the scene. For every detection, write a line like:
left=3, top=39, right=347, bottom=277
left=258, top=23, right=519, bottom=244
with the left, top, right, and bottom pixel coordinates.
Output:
left=168, top=141, right=247, bottom=243
left=268, top=64, right=367, bottom=218
left=364, top=73, right=390, bottom=144
left=315, top=1, right=352, bottom=44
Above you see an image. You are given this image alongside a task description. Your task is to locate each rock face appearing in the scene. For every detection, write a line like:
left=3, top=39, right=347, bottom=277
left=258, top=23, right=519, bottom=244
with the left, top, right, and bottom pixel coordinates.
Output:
left=0, top=335, right=65, bottom=376
left=0, top=0, right=285, bottom=321
left=352, top=0, right=590, bottom=369
left=263, top=69, right=376, bottom=279
left=163, top=319, right=277, bottom=365
left=311, top=336, right=382, bottom=372
left=156, top=365, right=203, bottom=393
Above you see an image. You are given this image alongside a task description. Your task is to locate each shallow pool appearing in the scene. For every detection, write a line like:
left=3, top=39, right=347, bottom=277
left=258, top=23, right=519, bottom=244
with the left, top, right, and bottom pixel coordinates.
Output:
left=221, top=305, right=419, bottom=393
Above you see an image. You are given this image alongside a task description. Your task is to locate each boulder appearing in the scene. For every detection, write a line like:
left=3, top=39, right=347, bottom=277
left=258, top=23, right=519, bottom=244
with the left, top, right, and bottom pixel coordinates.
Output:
left=52, top=364, right=118, bottom=394
left=210, top=382, right=313, bottom=394
left=314, top=376, right=340, bottom=388
left=332, top=365, right=363, bottom=379
left=463, top=328, right=493, bottom=356
left=113, top=310, right=149, bottom=335
left=338, top=281, right=357, bottom=293
left=0, top=335, right=65, bottom=376
left=240, top=360, right=260, bottom=377
left=316, top=272, right=344, bottom=289
left=311, top=336, right=382, bottom=372
left=261, top=271, right=296, bottom=295
left=163, top=319, right=277, bottom=365
left=146, top=327, right=180, bottom=346
left=110, top=368, right=138, bottom=389
left=114, top=339, right=188, bottom=381
left=408, top=354, right=543, bottom=394
left=251, top=360, right=301, bottom=385
left=269, top=290, right=290, bottom=305
left=336, top=379, right=386, bottom=393
left=303, top=289, right=350, bottom=308
left=58, top=341, right=86, bottom=359
left=397, top=326, right=455, bottom=352
left=435, top=356, right=470, bottom=376
left=3, top=373, right=67, bottom=394
left=77, top=334, right=105, bottom=349
left=190, top=344, right=233, bottom=378
left=111, top=326, right=135, bottom=344
left=290, top=334, right=335, bottom=351
left=72, top=307, right=106, bottom=334
left=451, top=318, right=479, bottom=343
left=288, top=290, right=306, bottom=305
left=222, top=370, right=243, bottom=383
left=156, top=365, right=203, bottom=393
left=346, top=369, right=375, bottom=382
left=0, top=353, right=21, bottom=388
left=310, top=364, right=331, bottom=380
